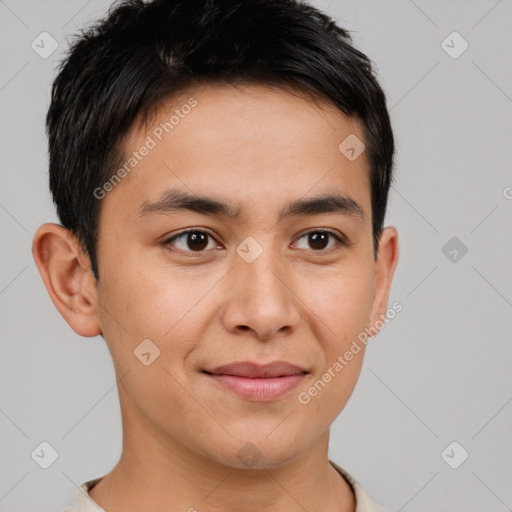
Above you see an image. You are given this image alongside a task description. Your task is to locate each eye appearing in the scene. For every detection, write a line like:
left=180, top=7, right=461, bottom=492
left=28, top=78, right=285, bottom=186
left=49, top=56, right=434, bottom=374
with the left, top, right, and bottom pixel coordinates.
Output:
left=163, top=228, right=346, bottom=255
left=293, top=230, right=345, bottom=252
left=163, top=230, right=221, bottom=253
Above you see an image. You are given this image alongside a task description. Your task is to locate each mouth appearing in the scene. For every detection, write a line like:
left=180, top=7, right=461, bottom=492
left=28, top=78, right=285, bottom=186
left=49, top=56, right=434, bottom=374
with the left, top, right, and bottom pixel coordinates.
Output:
left=202, top=361, right=308, bottom=401
left=203, top=361, right=308, bottom=378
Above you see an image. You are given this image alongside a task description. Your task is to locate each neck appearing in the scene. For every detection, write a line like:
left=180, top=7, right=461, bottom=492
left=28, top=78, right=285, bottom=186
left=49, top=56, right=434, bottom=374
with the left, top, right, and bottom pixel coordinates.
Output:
left=88, top=396, right=356, bottom=512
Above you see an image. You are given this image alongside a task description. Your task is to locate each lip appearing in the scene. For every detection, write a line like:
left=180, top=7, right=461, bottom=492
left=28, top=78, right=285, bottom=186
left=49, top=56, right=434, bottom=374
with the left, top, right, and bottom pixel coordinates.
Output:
left=205, top=361, right=307, bottom=378
left=202, top=361, right=308, bottom=401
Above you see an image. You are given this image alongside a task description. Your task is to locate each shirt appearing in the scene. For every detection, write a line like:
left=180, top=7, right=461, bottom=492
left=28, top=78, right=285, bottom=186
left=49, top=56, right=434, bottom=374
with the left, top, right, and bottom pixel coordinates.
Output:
left=64, top=460, right=388, bottom=512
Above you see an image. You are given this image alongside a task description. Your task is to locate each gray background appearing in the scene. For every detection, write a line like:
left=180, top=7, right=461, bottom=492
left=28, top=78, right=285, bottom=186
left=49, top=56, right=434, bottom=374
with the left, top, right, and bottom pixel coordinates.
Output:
left=1, top=0, right=511, bottom=510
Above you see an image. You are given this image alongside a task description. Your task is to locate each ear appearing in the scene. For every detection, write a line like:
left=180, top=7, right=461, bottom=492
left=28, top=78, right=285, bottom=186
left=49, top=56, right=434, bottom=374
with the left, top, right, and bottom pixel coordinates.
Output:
left=32, top=223, right=102, bottom=337
left=368, top=226, right=400, bottom=334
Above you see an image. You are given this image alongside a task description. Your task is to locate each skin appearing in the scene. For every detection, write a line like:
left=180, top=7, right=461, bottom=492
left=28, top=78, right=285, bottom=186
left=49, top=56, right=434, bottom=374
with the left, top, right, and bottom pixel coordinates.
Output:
left=33, top=82, right=399, bottom=512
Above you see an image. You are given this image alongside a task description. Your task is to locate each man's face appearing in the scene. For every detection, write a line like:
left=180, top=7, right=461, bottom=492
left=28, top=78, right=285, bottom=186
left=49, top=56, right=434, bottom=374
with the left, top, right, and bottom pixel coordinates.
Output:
left=93, top=83, right=392, bottom=468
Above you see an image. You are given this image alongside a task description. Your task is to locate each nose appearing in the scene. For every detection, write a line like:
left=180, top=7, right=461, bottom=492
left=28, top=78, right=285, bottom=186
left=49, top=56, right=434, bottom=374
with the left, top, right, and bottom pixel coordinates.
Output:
left=219, top=243, right=302, bottom=341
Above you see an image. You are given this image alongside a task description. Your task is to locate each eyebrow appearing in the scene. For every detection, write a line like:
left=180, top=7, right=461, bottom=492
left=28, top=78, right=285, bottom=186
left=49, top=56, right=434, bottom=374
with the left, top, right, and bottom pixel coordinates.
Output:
left=137, top=189, right=365, bottom=223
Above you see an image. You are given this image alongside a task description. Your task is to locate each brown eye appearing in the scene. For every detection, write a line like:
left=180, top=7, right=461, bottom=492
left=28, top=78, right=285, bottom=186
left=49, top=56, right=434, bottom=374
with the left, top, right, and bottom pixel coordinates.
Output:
left=308, top=232, right=330, bottom=250
left=164, top=230, right=218, bottom=252
left=294, top=230, right=344, bottom=252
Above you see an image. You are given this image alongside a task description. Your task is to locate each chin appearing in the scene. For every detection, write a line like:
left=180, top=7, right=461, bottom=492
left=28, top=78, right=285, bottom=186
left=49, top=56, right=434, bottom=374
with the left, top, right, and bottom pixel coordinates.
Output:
left=199, top=434, right=308, bottom=471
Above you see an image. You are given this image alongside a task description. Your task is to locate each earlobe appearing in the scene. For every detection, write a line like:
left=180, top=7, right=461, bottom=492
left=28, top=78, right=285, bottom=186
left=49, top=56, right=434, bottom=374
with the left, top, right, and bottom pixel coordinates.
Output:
left=32, top=223, right=102, bottom=338
left=368, top=226, right=400, bottom=333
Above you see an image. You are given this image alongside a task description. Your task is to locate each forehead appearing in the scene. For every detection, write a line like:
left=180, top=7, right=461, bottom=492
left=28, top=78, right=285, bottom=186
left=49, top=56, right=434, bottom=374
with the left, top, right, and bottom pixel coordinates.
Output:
left=108, top=82, right=371, bottom=222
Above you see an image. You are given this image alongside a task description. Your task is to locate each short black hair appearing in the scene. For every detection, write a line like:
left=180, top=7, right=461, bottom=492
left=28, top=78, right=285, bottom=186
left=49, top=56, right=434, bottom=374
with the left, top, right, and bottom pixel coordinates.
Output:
left=47, top=0, right=395, bottom=281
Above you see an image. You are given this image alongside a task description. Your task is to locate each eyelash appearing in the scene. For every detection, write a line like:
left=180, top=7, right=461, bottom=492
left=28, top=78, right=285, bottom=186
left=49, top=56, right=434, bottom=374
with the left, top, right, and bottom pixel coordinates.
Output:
left=162, top=228, right=346, bottom=256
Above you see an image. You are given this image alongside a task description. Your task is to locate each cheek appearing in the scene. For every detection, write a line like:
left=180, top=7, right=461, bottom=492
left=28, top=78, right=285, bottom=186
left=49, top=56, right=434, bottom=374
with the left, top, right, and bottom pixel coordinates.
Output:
left=96, top=254, right=219, bottom=368
left=300, top=264, right=375, bottom=349
left=96, top=266, right=200, bottom=411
